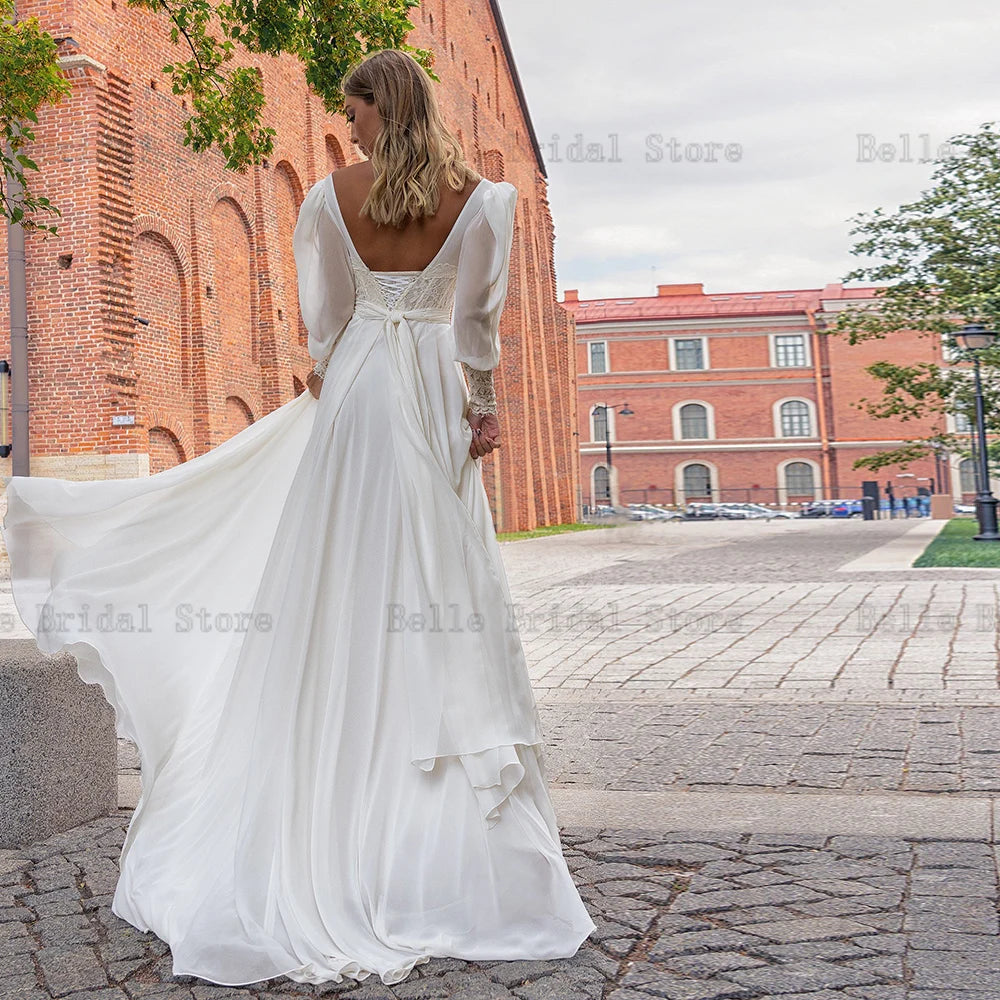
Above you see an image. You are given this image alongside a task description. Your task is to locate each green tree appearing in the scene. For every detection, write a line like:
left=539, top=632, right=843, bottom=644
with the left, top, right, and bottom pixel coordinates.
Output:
left=832, top=120, right=1000, bottom=477
left=1, top=0, right=432, bottom=234
left=1, top=0, right=72, bottom=234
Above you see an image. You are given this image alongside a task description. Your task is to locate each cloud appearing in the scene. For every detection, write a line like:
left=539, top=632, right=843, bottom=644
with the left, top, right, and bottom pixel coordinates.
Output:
left=498, top=0, right=1000, bottom=298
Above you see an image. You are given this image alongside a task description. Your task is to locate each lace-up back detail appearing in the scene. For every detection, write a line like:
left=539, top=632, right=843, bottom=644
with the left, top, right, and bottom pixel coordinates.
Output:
left=355, top=261, right=459, bottom=315
left=371, top=271, right=421, bottom=309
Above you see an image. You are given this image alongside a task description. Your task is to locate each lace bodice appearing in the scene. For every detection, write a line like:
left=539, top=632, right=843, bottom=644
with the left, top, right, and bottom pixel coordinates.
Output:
left=370, top=271, right=422, bottom=309
left=294, top=174, right=518, bottom=416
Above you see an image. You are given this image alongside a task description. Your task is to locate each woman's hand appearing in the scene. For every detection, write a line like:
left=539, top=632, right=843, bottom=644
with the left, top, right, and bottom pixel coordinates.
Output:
left=468, top=411, right=501, bottom=459
left=306, top=371, right=323, bottom=399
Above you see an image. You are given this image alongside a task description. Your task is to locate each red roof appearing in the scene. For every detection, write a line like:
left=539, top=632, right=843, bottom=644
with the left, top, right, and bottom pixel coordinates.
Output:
left=561, top=282, right=882, bottom=323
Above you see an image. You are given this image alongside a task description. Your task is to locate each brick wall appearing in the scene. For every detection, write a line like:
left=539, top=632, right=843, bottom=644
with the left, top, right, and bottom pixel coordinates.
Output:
left=0, top=0, right=578, bottom=533
left=569, top=284, right=955, bottom=508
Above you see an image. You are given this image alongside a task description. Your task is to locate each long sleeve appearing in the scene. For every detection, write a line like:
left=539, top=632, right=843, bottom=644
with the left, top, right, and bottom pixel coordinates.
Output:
left=452, top=180, right=518, bottom=371
left=461, top=362, right=497, bottom=415
left=293, top=177, right=357, bottom=368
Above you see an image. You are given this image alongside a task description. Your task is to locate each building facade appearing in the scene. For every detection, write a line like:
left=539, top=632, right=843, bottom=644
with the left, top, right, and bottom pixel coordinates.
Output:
left=0, top=0, right=578, bottom=534
left=566, top=281, right=981, bottom=510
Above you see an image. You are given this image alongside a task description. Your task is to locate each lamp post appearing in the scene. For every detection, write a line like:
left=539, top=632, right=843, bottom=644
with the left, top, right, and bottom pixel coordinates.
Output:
left=593, top=402, right=634, bottom=504
left=956, top=323, right=1000, bottom=541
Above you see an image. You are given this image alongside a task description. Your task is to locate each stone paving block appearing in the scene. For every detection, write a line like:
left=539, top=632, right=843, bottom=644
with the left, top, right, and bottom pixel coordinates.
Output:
left=36, top=944, right=108, bottom=996
left=739, top=915, right=878, bottom=943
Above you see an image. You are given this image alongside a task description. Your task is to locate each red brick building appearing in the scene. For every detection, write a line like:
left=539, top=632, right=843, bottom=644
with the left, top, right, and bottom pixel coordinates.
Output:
left=0, top=0, right=578, bottom=534
left=565, top=281, right=979, bottom=510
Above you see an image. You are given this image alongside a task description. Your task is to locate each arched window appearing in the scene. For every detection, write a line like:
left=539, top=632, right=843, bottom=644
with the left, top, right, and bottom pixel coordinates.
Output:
left=592, top=406, right=608, bottom=442
left=785, top=461, right=815, bottom=494
left=679, top=403, right=708, bottom=439
left=780, top=400, right=811, bottom=437
left=960, top=458, right=977, bottom=494
left=594, top=465, right=610, bottom=501
left=683, top=463, right=711, bottom=497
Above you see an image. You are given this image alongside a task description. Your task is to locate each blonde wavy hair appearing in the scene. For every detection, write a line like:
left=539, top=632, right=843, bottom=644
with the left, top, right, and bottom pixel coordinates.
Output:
left=342, top=49, right=481, bottom=229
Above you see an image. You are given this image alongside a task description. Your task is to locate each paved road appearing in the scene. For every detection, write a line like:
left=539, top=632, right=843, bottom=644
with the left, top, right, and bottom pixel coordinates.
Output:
left=6, top=517, right=1000, bottom=997
left=2, top=817, right=997, bottom=999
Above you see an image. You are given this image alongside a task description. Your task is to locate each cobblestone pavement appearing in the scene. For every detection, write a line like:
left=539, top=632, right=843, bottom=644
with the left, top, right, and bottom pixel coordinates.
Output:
left=3, top=817, right=1000, bottom=999
left=517, top=577, right=1000, bottom=696
left=9, top=518, right=1000, bottom=997
left=536, top=701, right=1000, bottom=795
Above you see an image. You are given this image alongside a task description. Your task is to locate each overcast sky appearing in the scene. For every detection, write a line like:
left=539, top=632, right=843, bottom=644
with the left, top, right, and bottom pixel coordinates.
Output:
left=497, top=0, right=1000, bottom=301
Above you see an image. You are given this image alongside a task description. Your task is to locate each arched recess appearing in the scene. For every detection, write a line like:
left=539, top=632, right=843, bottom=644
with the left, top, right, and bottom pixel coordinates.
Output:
left=133, top=227, right=190, bottom=389
left=148, top=426, right=186, bottom=474
left=224, top=394, right=255, bottom=439
left=272, top=160, right=307, bottom=348
left=210, top=195, right=257, bottom=367
left=326, top=134, right=347, bottom=172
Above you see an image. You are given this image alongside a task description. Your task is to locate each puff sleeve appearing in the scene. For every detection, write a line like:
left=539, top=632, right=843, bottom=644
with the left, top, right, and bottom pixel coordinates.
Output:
left=293, top=177, right=357, bottom=367
left=452, top=180, right=518, bottom=370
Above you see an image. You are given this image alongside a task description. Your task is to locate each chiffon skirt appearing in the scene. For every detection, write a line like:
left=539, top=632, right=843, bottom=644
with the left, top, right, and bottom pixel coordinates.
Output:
left=1, top=312, right=596, bottom=985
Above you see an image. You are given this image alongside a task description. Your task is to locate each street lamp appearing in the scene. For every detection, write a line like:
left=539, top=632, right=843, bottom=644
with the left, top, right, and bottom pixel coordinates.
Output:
left=956, top=323, right=999, bottom=541
left=593, top=402, right=634, bottom=503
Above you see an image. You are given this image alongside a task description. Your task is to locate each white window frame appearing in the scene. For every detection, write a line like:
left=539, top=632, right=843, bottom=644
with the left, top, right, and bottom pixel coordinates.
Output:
left=669, top=335, right=709, bottom=371
left=777, top=458, right=821, bottom=504
left=588, top=340, right=609, bottom=374
left=671, top=399, right=716, bottom=440
left=772, top=397, right=816, bottom=438
left=768, top=332, right=811, bottom=368
left=676, top=459, right=719, bottom=502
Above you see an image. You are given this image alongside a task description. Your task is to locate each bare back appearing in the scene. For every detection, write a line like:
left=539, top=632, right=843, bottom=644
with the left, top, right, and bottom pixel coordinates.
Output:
left=331, top=162, right=480, bottom=272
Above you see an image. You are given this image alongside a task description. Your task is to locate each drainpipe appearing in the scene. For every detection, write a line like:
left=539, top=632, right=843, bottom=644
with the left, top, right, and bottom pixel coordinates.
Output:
left=5, top=0, right=30, bottom=476
left=805, top=307, right=830, bottom=500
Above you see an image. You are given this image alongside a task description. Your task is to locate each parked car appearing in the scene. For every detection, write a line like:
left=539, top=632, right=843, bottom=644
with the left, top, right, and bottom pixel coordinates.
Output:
left=799, top=499, right=843, bottom=518
left=830, top=500, right=864, bottom=518
left=718, top=502, right=794, bottom=520
left=684, top=502, right=723, bottom=519
left=627, top=503, right=683, bottom=521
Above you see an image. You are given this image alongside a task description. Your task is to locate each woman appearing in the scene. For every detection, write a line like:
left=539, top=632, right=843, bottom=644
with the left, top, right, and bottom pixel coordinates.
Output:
left=1, top=48, right=596, bottom=986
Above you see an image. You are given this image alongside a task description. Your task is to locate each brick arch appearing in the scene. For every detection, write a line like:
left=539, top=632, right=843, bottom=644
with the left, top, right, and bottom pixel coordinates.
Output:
left=271, top=157, right=305, bottom=206
left=223, top=394, right=256, bottom=438
left=482, top=148, right=505, bottom=182
left=140, top=408, right=192, bottom=471
left=133, top=227, right=192, bottom=389
left=132, top=215, right=192, bottom=277
left=207, top=182, right=256, bottom=233
left=272, top=160, right=308, bottom=348
left=209, top=192, right=257, bottom=365
left=325, top=134, right=347, bottom=171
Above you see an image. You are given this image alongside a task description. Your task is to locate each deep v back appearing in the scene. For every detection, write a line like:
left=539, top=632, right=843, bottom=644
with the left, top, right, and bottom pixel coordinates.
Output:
left=325, top=175, right=486, bottom=275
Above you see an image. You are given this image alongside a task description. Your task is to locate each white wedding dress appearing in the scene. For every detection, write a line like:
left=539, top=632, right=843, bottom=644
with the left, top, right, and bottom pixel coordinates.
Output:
left=1, top=174, right=596, bottom=986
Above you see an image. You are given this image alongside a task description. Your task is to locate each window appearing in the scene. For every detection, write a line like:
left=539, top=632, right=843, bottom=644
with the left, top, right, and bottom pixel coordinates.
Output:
left=594, top=465, right=610, bottom=501
left=960, top=458, right=977, bottom=494
left=592, top=406, right=608, bottom=442
left=780, top=400, right=812, bottom=437
left=673, top=338, right=704, bottom=370
left=774, top=334, right=807, bottom=367
left=679, top=403, right=708, bottom=439
left=589, top=341, right=607, bottom=374
left=785, top=461, right=815, bottom=494
left=683, top=463, right=711, bottom=497
left=954, top=410, right=973, bottom=433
